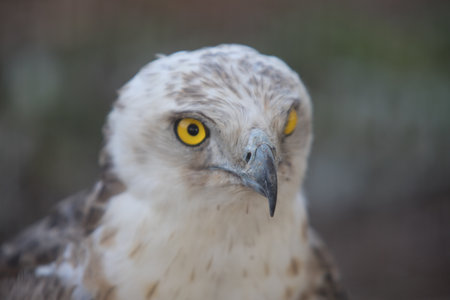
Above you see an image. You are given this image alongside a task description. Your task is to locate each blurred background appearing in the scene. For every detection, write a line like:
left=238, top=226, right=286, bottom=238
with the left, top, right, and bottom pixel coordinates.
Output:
left=0, top=0, right=449, bottom=299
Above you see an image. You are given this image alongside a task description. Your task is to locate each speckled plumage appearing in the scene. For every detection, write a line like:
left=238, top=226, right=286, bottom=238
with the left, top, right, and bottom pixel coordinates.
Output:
left=0, top=44, right=346, bottom=300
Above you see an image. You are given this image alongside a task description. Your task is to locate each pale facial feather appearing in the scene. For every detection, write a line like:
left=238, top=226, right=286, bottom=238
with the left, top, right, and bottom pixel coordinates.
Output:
left=106, top=44, right=312, bottom=208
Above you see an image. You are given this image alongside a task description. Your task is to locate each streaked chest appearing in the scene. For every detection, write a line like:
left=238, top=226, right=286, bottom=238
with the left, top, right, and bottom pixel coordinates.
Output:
left=87, top=192, right=312, bottom=300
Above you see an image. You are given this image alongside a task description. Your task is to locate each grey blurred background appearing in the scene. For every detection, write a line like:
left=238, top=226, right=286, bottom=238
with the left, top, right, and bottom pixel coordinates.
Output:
left=0, top=0, right=449, bottom=299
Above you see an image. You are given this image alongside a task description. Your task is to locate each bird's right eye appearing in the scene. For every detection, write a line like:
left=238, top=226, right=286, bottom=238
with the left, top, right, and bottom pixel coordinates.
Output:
left=175, top=118, right=208, bottom=146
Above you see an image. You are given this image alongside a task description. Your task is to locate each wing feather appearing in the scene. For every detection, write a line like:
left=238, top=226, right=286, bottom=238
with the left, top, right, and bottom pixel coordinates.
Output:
left=0, top=190, right=90, bottom=278
left=308, top=229, right=348, bottom=300
left=0, top=168, right=125, bottom=280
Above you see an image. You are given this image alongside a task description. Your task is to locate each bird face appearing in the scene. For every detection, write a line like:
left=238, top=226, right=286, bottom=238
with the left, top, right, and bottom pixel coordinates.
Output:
left=105, top=45, right=312, bottom=217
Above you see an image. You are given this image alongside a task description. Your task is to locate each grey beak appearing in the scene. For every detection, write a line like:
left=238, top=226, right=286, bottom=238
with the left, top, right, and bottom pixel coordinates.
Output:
left=241, top=143, right=278, bottom=217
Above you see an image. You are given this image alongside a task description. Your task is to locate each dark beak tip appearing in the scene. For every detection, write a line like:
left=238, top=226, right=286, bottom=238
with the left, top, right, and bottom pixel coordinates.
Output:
left=241, top=142, right=278, bottom=218
left=269, top=208, right=275, bottom=217
left=268, top=194, right=277, bottom=217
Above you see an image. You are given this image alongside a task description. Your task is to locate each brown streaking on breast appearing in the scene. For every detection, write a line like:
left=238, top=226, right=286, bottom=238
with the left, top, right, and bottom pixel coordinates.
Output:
left=287, top=257, right=301, bottom=277
left=146, top=281, right=159, bottom=300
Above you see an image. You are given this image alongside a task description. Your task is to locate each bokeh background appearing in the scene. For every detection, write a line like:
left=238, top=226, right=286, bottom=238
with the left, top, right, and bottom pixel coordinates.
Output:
left=1, top=0, right=449, bottom=299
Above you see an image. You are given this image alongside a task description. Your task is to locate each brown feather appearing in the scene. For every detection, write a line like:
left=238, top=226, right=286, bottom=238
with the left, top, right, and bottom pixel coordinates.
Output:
left=0, top=175, right=125, bottom=297
left=0, top=191, right=89, bottom=279
left=306, top=230, right=348, bottom=300
left=0, top=272, right=76, bottom=300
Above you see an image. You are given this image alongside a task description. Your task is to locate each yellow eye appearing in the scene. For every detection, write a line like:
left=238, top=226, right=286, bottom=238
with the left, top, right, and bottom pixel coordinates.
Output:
left=175, top=118, right=207, bottom=146
left=284, top=109, right=298, bottom=135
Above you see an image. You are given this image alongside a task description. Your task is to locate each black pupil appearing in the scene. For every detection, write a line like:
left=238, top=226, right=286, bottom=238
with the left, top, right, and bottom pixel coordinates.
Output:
left=187, top=124, right=199, bottom=136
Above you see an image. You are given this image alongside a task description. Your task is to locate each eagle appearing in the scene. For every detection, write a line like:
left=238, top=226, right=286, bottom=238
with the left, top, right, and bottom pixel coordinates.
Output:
left=0, top=44, right=346, bottom=300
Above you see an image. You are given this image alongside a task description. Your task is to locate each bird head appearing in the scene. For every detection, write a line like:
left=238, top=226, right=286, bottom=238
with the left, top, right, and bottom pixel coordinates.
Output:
left=103, top=45, right=312, bottom=217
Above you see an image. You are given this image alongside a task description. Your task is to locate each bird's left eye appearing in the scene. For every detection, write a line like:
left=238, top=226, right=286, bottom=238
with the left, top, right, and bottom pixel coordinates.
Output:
left=175, top=118, right=207, bottom=146
left=283, top=108, right=298, bottom=135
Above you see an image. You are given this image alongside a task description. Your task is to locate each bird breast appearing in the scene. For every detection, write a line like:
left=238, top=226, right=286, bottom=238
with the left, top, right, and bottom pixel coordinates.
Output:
left=83, top=190, right=312, bottom=300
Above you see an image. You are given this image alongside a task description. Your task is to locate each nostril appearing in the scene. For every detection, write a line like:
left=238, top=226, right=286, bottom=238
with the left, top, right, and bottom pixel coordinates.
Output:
left=245, top=152, right=252, bottom=163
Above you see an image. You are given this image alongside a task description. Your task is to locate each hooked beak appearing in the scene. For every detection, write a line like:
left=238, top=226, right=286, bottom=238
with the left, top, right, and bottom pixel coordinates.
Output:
left=241, top=142, right=278, bottom=217
left=208, top=130, right=278, bottom=216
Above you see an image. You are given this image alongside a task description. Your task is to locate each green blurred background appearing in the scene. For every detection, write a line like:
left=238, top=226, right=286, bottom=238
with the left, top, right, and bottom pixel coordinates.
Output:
left=0, top=0, right=449, bottom=299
